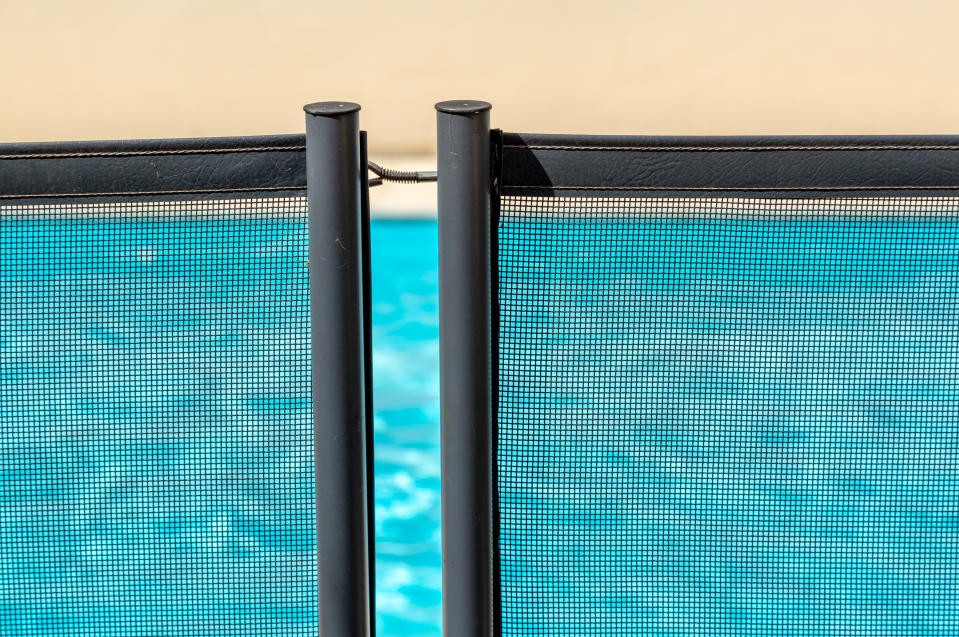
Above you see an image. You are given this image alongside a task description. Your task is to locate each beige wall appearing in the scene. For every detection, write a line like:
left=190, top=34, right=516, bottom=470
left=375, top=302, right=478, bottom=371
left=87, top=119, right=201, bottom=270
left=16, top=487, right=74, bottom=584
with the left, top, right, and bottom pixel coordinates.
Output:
left=3, top=0, right=959, bottom=153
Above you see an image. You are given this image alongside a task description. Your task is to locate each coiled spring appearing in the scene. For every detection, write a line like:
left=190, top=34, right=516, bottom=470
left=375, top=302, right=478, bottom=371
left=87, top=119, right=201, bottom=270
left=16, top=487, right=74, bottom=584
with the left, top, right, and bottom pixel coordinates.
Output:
left=367, top=161, right=437, bottom=187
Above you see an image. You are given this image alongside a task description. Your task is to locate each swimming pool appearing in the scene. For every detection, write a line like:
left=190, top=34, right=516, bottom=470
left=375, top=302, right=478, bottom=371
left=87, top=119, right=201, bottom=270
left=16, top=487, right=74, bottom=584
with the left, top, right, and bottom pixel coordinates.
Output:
left=5, top=210, right=957, bottom=636
left=0, top=214, right=442, bottom=636
left=368, top=220, right=442, bottom=637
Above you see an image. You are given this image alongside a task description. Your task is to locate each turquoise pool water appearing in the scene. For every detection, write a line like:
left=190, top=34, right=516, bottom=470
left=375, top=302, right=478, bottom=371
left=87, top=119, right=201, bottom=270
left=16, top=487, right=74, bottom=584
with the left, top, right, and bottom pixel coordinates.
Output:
left=0, top=212, right=442, bottom=636
left=494, top=209, right=959, bottom=636
left=3, top=209, right=958, bottom=636
left=368, top=220, right=441, bottom=637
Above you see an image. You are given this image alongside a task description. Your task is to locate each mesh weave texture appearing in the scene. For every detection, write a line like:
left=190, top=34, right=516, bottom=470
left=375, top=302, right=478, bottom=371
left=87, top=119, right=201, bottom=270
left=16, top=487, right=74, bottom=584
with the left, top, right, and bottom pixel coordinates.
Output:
left=0, top=198, right=314, bottom=635
left=496, top=195, right=959, bottom=636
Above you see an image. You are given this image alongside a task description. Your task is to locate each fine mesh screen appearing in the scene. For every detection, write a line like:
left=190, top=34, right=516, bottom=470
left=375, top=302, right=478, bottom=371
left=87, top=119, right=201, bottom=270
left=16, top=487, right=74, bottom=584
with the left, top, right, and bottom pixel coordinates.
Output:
left=0, top=198, right=314, bottom=635
left=497, top=195, right=959, bottom=636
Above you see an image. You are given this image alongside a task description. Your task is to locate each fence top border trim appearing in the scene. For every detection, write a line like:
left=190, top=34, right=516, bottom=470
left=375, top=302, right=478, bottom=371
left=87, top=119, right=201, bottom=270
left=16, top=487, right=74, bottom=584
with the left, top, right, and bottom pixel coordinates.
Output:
left=499, top=132, right=959, bottom=197
left=501, top=132, right=959, bottom=152
left=0, top=134, right=305, bottom=159
left=0, top=134, right=307, bottom=202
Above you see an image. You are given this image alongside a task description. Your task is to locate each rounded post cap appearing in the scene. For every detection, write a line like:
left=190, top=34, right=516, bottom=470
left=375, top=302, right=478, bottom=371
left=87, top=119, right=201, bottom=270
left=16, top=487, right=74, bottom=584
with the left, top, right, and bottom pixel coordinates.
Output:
left=435, top=100, right=492, bottom=115
left=303, top=101, right=361, bottom=116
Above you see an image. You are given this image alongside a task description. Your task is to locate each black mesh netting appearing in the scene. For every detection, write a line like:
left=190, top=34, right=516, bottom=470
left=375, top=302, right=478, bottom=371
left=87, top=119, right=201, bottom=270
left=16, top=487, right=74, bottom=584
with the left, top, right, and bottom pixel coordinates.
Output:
left=496, top=195, right=959, bottom=636
left=0, top=197, right=314, bottom=635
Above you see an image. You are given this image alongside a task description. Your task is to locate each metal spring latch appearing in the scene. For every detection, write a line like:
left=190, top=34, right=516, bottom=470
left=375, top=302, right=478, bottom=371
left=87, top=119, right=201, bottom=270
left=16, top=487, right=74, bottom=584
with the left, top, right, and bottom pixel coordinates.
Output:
left=367, top=161, right=437, bottom=187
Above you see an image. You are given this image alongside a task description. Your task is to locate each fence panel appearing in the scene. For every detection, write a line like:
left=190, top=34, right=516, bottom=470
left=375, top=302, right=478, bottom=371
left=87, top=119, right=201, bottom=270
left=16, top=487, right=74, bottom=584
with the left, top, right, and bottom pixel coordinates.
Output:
left=0, top=106, right=371, bottom=636
left=438, top=111, right=959, bottom=636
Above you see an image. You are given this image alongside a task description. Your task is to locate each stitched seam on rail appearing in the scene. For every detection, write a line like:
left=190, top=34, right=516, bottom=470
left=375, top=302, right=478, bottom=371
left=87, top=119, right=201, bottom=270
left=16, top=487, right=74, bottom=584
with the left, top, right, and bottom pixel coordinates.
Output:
left=0, top=146, right=305, bottom=160
left=0, top=185, right=307, bottom=199
left=502, top=185, right=959, bottom=191
left=503, top=145, right=959, bottom=152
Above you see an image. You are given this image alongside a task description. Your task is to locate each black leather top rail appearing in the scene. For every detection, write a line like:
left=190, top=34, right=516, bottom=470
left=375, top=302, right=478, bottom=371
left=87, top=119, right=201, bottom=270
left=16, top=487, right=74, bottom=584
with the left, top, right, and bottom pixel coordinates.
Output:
left=0, top=134, right=306, bottom=203
left=499, top=133, right=959, bottom=197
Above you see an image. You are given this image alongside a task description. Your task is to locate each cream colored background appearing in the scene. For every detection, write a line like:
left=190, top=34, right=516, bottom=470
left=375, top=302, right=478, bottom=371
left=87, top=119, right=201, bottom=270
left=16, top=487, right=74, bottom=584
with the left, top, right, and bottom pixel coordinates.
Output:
left=3, top=0, right=959, bottom=154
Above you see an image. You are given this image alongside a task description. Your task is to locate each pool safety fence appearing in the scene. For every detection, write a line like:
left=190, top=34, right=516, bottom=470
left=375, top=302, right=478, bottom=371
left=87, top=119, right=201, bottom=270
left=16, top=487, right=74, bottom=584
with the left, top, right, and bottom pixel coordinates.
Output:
left=437, top=101, right=959, bottom=636
left=0, top=102, right=372, bottom=637
left=5, top=98, right=959, bottom=637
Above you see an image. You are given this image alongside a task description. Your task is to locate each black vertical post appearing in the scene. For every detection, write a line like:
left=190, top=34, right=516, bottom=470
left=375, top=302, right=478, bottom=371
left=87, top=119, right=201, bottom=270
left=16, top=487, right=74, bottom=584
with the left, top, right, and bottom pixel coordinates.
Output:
left=304, top=101, right=370, bottom=637
left=436, top=100, right=494, bottom=637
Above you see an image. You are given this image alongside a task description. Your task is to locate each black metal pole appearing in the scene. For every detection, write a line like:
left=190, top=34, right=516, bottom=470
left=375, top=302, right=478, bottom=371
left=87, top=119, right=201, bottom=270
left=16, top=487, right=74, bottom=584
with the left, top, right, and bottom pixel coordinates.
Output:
left=436, top=100, right=493, bottom=637
left=304, top=101, right=370, bottom=637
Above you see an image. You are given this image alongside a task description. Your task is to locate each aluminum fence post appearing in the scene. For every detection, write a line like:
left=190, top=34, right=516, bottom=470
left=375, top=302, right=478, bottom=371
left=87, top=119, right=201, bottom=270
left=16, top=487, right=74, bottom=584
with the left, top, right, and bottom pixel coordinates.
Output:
left=436, top=100, right=494, bottom=637
left=305, top=101, right=370, bottom=637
